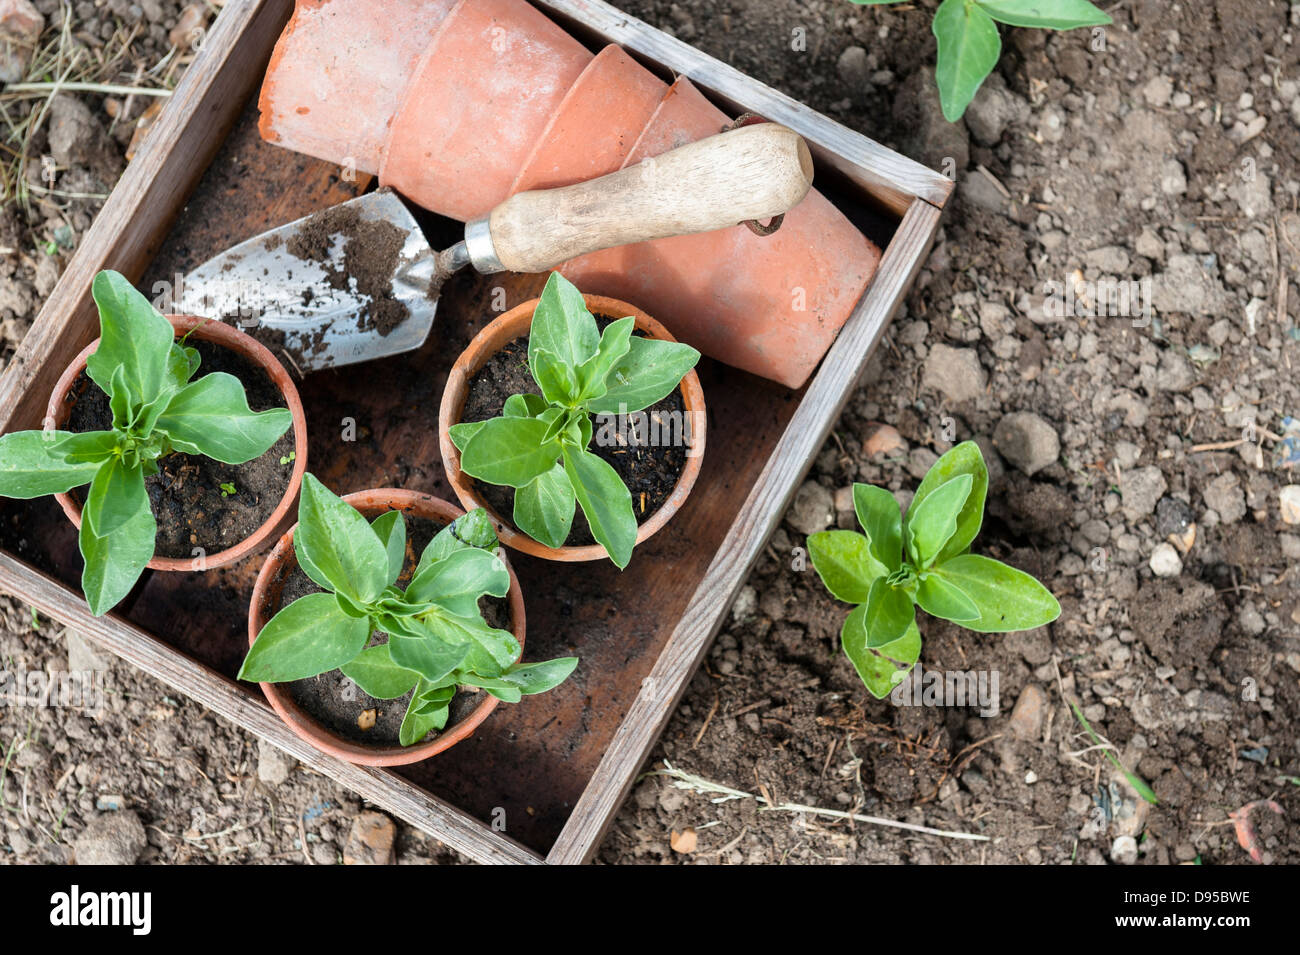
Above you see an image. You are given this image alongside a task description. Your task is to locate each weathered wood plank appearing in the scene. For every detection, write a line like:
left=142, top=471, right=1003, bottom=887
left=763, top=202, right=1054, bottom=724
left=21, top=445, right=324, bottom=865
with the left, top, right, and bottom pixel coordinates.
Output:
left=0, top=553, right=544, bottom=866
left=546, top=199, right=943, bottom=864
left=536, top=0, right=954, bottom=215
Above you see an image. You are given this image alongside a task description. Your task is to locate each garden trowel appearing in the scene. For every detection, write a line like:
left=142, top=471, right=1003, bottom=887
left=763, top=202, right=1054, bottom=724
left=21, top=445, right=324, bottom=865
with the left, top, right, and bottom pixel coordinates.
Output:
left=172, top=122, right=813, bottom=372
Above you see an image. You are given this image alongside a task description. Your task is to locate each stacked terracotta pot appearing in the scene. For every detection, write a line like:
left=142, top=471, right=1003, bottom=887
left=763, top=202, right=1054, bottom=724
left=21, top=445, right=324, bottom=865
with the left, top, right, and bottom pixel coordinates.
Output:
left=259, top=0, right=881, bottom=389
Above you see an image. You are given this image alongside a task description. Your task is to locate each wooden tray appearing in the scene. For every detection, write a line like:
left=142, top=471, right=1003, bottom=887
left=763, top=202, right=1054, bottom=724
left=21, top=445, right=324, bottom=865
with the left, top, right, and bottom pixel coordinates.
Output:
left=0, top=0, right=951, bottom=864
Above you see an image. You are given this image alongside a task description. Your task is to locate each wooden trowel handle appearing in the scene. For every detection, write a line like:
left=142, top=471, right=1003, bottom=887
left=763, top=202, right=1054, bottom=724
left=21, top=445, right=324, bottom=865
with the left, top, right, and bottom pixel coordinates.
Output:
left=476, top=123, right=814, bottom=274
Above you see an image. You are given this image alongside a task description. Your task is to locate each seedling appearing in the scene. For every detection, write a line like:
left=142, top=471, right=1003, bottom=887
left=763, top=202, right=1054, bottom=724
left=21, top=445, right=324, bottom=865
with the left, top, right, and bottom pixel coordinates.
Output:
left=450, top=272, right=699, bottom=568
left=849, top=0, right=1111, bottom=121
left=219, top=482, right=237, bottom=498
left=0, top=270, right=292, bottom=615
left=279, top=451, right=296, bottom=466
left=238, top=475, right=578, bottom=746
left=808, top=441, right=1061, bottom=698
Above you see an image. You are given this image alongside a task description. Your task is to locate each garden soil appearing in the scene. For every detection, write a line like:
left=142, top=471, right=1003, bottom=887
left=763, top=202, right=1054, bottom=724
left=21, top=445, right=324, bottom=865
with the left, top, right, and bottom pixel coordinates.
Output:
left=0, top=0, right=1296, bottom=865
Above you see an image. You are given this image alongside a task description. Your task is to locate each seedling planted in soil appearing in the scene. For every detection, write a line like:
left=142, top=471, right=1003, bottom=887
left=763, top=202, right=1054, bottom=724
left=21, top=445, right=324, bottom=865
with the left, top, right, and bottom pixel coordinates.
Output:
left=808, top=441, right=1060, bottom=697
left=450, top=273, right=700, bottom=568
left=849, top=0, right=1111, bottom=121
left=0, top=270, right=292, bottom=615
left=239, top=475, right=578, bottom=747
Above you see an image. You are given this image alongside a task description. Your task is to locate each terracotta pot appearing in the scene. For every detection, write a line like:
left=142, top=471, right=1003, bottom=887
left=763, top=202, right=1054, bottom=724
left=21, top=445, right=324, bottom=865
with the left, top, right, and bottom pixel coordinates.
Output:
left=258, top=0, right=459, bottom=174
left=439, top=294, right=706, bottom=562
left=378, top=0, right=593, bottom=221
left=46, top=316, right=308, bottom=573
left=508, top=44, right=667, bottom=194
left=559, top=78, right=884, bottom=390
left=248, top=489, right=526, bottom=767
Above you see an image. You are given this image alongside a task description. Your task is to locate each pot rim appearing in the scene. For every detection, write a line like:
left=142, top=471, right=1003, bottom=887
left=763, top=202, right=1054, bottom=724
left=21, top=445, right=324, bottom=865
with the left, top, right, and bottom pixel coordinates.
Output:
left=438, top=292, right=707, bottom=563
left=248, top=488, right=527, bottom=767
left=45, top=315, right=308, bottom=573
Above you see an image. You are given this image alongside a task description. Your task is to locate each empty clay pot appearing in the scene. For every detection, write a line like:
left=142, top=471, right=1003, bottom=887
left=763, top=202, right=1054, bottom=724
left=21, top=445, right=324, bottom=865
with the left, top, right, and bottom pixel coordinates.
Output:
left=258, top=0, right=459, bottom=174
left=559, top=78, right=883, bottom=389
left=439, top=293, right=706, bottom=563
left=47, top=316, right=308, bottom=573
left=378, top=0, right=593, bottom=221
left=509, top=44, right=667, bottom=194
left=249, top=489, right=526, bottom=767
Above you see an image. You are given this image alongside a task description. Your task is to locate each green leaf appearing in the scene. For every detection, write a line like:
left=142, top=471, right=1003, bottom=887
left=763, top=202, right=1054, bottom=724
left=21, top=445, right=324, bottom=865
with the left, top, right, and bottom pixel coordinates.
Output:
left=916, top=573, right=980, bottom=623
left=415, top=508, right=500, bottom=577
left=0, top=431, right=105, bottom=497
left=458, top=672, right=524, bottom=703
left=426, top=612, right=519, bottom=673
left=449, top=420, right=486, bottom=450
left=154, top=372, right=292, bottom=465
left=458, top=416, right=561, bottom=488
left=81, top=456, right=148, bottom=538
left=528, top=272, right=600, bottom=371
left=503, top=393, right=548, bottom=418
left=905, top=472, right=973, bottom=568
left=370, top=510, right=406, bottom=585
left=562, top=445, right=636, bottom=568
left=293, top=473, right=389, bottom=603
left=400, top=684, right=450, bottom=745
left=1068, top=700, right=1158, bottom=804
left=807, top=530, right=889, bottom=604
left=238, top=591, right=371, bottom=682
left=586, top=336, right=700, bottom=415
left=932, top=0, right=1002, bottom=122
left=513, top=463, right=575, bottom=549
left=576, top=316, right=634, bottom=403
left=413, top=683, right=456, bottom=716
left=497, top=657, right=579, bottom=695
left=86, top=270, right=176, bottom=408
left=852, top=484, right=903, bottom=572
left=933, top=553, right=1061, bottom=632
left=387, top=629, right=470, bottom=685
left=906, top=441, right=988, bottom=563
left=406, top=547, right=509, bottom=615
left=976, top=0, right=1110, bottom=29
left=531, top=348, right=578, bottom=406
left=339, top=643, right=420, bottom=699
left=841, top=604, right=921, bottom=699
left=50, top=430, right=119, bottom=464
left=863, top=576, right=916, bottom=649
left=78, top=505, right=155, bottom=616
left=108, top=365, right=136, bottom=430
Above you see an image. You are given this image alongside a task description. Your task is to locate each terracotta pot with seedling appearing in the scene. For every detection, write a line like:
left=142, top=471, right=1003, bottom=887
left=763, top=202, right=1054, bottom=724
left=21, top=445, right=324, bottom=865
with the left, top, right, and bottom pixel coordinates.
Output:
left=0, top=271, right=304, bottom=616
left=242, top=475, right=576, bottom=766
left=807, top=442, right=1060, bottom=697
left=440, top=273, right=705, bottom=568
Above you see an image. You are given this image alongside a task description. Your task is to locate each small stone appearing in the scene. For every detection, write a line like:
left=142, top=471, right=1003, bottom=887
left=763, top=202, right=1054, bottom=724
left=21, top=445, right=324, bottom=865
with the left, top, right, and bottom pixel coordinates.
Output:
left=343, top=811, right=396, bottom=865
left=0, top=0, right=43, bottom=85
left=168, top=3, right=208, bottom=49
left=731, top=585, right=757, bottom=623
left=257, top=738, right=294, bottom=786
left=862, top=422, right=907, bottom=459
left=1149, top=542, right=1183, bottom=578
left=993, top=412, right=1059, bottom=475
left=1280, top=485, right=1300, bottom=524
left=74, top=810, right=147, bottom=865
left=1120, top=466, right=1167, bottom=522
left=922, top=344, right=986, bottom=403
left=965, top=73, right=1026, bottom=146
left=65, top=629, right=109, bottom=673
left=1007, top=684, right=1047, bottom=740
left=1111, top=834, right=1139, bottom=865
left=1203, top=473, right=1246, bottom=524
left=1141, top=75, right=1173, bottom=108
left=787, top=481, right=835, bottom=536
left=836, top=45, right=870, bottom=88
left=1151, top=255, right=1231, bottom=315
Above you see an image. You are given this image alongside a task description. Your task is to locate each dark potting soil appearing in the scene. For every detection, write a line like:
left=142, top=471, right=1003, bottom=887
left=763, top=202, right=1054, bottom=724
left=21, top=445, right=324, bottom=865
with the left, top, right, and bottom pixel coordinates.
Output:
left=459, top=323, right=693, bottom=548
left=64, top=338, right=295, bottom=559
left=284, top=203, right=409, bottom=337
left=275, top=516, right=512, bottom=747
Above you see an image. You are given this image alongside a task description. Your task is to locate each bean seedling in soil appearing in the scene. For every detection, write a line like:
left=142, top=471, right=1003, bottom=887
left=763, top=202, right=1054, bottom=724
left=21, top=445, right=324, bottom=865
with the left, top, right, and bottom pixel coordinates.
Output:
left=451, top=272, right=700, bottom=568
left=239, top=475, right=578, bottom=747
left=849, top=0, right=1111, bottom=121
left=0, top=271, right=293, bottom=615
left=808, top=441, right=1060, bottom=697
